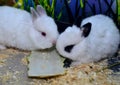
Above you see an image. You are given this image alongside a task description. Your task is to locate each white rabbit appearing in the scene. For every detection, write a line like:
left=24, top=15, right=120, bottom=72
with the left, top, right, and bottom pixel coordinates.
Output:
left=56, top=14, right=120, bottom=66
left=0, top=5, right=59, bottom=50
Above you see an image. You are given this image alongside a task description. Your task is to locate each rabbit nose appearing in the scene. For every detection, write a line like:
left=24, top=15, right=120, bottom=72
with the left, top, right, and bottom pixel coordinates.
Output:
left=64, top=45, right=74, bottom=53
left=52, top=40, right=56, bottom=45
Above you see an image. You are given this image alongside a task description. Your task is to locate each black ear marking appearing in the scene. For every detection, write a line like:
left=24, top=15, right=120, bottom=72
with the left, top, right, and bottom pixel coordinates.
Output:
left=82, top=22, right=92, bottom=37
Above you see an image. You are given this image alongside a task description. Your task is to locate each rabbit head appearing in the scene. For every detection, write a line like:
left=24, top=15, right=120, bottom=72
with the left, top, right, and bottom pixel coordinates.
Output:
left=30, top=5, right=59, bottom=49
left=56, top=23, right=91, bottom=60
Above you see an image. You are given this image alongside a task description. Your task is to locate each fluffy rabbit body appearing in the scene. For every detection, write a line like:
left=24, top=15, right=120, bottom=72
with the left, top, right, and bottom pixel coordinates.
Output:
left=56, top=14, right=120, bottom=66
left=0, top=5, right=59, bottom=50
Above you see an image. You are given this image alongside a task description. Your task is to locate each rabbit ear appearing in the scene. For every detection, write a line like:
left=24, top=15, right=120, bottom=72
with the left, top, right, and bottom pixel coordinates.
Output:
left=36, top=5, right=47, bottom=16
left=30, top=7, right=39, bottom=20
left=81, top=22, right=91, bottom=37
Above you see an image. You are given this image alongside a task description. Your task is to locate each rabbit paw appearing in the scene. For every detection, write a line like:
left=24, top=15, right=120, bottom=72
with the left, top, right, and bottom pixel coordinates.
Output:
left=63, top=58, right=73, bottom=68
left=0, top=45, right=6, bottom=50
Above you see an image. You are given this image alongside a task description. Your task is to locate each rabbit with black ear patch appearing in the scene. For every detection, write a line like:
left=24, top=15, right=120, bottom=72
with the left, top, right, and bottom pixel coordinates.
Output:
left=56, top=14, right=120, bottom=66
left=0, top=5, right=59, bottom=50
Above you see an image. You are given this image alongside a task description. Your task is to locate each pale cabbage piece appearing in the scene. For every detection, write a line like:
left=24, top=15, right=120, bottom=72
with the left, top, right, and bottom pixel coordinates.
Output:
left=28, top=50, right=66, bottom=78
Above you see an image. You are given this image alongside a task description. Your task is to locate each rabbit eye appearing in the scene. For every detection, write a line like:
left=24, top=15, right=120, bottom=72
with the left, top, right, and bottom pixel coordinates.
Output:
left=41, top=32, right=46, bottom=36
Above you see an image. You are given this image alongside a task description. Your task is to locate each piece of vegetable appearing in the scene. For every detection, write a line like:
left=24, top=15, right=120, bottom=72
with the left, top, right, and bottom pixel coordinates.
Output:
left=28, top=50, right=66, bottom=78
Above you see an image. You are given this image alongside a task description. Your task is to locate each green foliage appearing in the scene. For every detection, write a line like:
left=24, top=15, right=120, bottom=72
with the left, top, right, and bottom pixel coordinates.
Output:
left=37, top=0, right=62, bottom=20
left=80, top=0, right=84, bottom=8
left=117, top=0, right=120, bottom=24
left=14, top=0, right=62, bottom=20
left=14, top=0, right=24, bottom=9
left=13, top=0, right=120, bottom=26
left=38, top=0, right=55, bottom=18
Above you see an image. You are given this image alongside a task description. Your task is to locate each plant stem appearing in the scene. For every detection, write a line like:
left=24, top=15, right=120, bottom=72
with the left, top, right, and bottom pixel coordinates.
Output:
left=96, top=62, right=120, bottom=73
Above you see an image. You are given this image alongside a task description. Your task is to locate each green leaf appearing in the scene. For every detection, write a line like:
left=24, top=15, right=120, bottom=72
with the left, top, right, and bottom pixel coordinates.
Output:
left=14, top=0, right=24, bottom=9
left=51, top=0, right=56, bottom=17
left=57, top=12, right=62, bottom=20
left=117, top=0, right=120, bottom=22
left=35, top=0, right=62, bottom=20
left=80, top=0, right=84, bottom=8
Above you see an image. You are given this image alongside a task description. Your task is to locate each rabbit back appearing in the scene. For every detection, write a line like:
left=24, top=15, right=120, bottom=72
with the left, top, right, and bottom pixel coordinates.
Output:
left=56, top=15, right=120, bottom=66
left=80, top=15, right=120, bottom=61
left=0, top=6, right=35, bottom=50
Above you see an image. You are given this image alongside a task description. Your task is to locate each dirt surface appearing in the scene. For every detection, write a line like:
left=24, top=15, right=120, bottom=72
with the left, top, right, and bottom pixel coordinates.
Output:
left=0, top=48, right=120, bottom=85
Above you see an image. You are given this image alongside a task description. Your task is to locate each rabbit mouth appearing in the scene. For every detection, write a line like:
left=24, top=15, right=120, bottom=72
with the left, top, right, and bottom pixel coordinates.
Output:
left=64, top=45, right=75, bottom=53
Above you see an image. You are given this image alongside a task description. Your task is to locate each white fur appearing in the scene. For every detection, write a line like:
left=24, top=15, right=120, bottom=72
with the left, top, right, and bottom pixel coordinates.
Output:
left=0, top=5, right=59, bottom=50
left=56, top=14, right=120, bottom=66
